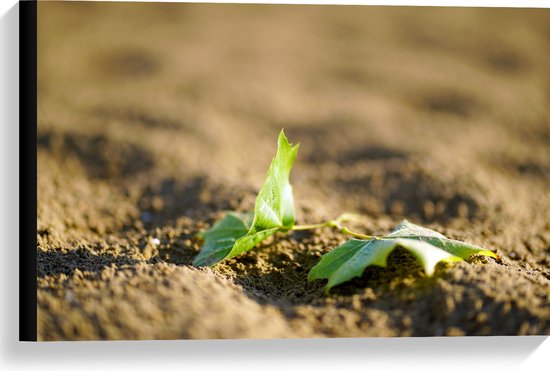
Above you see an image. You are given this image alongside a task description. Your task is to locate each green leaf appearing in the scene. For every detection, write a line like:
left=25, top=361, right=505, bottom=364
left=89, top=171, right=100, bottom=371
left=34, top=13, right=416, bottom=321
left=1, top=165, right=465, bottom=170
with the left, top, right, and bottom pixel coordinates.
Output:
left=193, top=130, right=299, bottom=266
left=250, top=129, right=299, bottom=231
left=388, top=220, right=498, bottom=259
left=193, top=212, right=252, bottom=267
left=308, top=220, right=497, bottom=293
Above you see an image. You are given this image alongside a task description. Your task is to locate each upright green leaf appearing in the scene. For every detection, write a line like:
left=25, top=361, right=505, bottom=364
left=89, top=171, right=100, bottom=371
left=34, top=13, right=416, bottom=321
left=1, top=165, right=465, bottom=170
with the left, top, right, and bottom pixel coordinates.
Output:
left=309, top=220, right=497, bottom=293
left=251, top=130, right=299, bottom=231
left=193, top=130, right=299, bottom=266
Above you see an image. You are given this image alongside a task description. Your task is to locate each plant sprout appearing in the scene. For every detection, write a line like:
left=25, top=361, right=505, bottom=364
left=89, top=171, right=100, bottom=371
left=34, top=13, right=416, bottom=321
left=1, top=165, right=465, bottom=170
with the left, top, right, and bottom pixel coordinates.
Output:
left=193, top=130, right=497, bottom=293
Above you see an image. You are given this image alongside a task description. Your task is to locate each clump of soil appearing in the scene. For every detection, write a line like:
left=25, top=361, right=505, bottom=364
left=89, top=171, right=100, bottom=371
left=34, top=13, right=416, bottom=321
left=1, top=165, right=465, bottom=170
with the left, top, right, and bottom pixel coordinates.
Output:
left=37, top=2, right=550, bottom=340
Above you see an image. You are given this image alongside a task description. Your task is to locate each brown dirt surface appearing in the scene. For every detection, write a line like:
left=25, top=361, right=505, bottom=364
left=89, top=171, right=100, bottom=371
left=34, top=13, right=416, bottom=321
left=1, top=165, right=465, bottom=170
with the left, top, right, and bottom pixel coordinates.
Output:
left=37, top=2, right=550, bottom=340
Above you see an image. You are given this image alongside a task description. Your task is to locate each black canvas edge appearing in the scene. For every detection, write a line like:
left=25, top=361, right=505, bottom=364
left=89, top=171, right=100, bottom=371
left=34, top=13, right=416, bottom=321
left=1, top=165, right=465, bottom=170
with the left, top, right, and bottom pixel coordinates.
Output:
left=19, top=0, right=37, bottom=342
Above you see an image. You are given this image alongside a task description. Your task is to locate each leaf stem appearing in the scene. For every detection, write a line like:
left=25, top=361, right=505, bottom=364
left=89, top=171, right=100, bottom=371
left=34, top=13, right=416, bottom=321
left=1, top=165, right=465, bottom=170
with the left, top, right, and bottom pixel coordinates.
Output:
left=290, top=222, right=334, bottom=230
left=339, top=226, right=378, bottom=240
left=289, top=218, right=380, bottom=240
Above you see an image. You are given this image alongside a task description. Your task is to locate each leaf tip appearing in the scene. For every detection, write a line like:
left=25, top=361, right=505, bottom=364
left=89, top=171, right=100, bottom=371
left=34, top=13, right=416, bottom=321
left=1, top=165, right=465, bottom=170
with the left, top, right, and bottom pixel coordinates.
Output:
left=278, top=128, right=299, bottom=151
left=473, top=249, right=499, bottom=260
left=278, top=128, right=288, bottom=144
left=307, top=266, right=320, bottom=281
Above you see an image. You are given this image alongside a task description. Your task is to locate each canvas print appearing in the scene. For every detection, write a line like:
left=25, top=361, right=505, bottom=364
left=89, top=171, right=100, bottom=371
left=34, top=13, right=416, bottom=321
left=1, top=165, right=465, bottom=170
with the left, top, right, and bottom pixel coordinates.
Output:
left=35, top=1, right=550, bottom=340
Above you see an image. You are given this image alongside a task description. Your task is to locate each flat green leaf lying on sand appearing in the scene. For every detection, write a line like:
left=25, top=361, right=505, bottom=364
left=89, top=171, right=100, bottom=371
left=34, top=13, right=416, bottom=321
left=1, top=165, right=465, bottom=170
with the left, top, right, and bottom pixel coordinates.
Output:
left=193, top=130, right=299, bottom=266
left=308, top=220, right=497, bottom=293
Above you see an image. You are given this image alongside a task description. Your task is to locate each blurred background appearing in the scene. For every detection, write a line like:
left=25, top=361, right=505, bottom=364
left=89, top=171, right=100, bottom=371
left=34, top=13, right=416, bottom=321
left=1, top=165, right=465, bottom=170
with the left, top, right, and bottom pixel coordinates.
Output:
left=37, top=2, right=550, bottom=339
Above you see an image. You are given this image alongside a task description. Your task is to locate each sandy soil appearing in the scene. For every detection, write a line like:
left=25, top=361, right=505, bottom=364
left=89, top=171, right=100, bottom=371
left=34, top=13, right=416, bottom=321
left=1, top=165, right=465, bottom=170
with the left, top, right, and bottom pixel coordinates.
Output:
left=37, top=2, right=550, bottom=340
